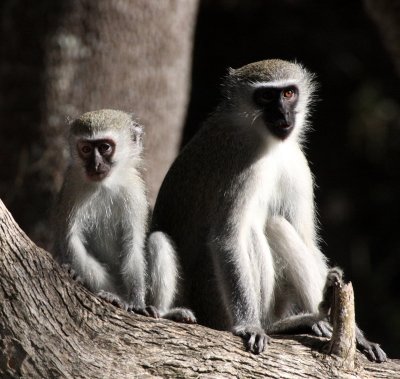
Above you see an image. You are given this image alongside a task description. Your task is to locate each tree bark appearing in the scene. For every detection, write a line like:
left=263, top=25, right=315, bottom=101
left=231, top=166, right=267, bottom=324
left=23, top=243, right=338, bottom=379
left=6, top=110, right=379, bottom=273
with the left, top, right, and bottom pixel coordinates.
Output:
left=325, top=281, right=356, bottom=370
left=0, top=200, right=399, bottom=378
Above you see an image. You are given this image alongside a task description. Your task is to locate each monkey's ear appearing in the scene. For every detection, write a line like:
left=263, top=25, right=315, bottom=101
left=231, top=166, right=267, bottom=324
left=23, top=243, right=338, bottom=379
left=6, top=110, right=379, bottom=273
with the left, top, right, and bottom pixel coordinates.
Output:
left=65, top=115, right=73, bottom=125
left=131, top=124, right=144, bottom=146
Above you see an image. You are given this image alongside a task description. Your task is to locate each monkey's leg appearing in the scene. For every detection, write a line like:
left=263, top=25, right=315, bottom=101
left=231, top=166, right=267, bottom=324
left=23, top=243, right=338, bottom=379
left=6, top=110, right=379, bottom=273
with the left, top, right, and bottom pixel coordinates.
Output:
left=267, top=268, right=343, bottom=337
left=265, top=216, right=331, bottom=336
left=66, top=236, right=115, bottom=294
left=146, top=232, right=196, bottom=324
left=266, top=216, right=327, bottom=314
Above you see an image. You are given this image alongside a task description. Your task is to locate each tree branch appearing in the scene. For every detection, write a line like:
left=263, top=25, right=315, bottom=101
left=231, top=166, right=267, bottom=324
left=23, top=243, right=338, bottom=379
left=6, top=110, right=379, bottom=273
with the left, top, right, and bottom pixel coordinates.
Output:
left=325, top=281, right=356, bottom=370
left=0, top=199, right=398, bottom=378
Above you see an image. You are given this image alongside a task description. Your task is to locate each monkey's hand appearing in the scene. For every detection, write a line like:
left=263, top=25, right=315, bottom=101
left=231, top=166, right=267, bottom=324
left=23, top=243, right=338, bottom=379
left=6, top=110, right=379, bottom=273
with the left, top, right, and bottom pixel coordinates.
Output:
left=129, top=305, right=161, bottom=319
left=356, top=328, right=387, bottom=363
left=233, top=325, right=270, bottom=354
left=61, top=263, right=84, bottom=284
left=311, top=319, right=333, bottom=338
left=97, top=290, right=129, bottom=310
left=161, top=307, right=197, bottom=324
left=318, top=266, right=344, bottom=317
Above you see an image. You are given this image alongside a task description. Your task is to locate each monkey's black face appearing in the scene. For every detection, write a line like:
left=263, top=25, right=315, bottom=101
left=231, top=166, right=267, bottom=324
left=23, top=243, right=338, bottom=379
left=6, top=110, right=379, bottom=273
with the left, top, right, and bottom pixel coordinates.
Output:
left=253, top=86, right=298, bottom=140
left=77, top=139, right=115, bottom=181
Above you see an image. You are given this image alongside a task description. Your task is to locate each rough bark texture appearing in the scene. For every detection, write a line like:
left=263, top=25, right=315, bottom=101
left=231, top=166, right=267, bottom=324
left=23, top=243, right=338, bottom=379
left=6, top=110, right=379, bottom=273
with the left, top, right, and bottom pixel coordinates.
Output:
left=326, top=282, right=356, bottom=370
left=0, top=0, right=199, bottom=248
left=0, top=199, right=399, bottom=378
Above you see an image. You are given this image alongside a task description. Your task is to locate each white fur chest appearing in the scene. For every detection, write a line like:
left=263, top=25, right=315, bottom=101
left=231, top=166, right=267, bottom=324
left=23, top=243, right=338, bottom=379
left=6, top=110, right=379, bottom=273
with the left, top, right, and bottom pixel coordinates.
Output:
left=245, top=147, right=282, bottom=229
left=74, top=186, right=127, bottom=262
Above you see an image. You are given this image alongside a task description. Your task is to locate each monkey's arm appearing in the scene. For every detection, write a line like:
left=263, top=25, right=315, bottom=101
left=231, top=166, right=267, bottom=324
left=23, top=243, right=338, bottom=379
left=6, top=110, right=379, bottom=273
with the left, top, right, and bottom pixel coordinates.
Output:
left=209, top=227, right=270, bottom=354
left=267, top=216, right=327, bottom=313
left=65, top=231, right=113, bottom=293
left=119, top=201, right=147, bottom=311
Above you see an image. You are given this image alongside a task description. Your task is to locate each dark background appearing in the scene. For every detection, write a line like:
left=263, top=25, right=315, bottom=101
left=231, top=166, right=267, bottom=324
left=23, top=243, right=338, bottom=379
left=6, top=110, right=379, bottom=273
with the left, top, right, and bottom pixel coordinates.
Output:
left=184, top=0, right=400, bottom=356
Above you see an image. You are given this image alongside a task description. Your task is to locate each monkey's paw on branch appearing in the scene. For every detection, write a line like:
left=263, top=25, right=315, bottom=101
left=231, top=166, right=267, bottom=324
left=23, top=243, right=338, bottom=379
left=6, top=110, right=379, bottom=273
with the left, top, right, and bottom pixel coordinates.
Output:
left=311, top=320, right=333, bottom=338
left=96, top=290, right=130, bottom=311
left=356, top=330, right=387, bottom=363
left=233, top=324, right=271, bottom=354
left=162, top=307, right=197, bottom=324
left=61, top=263, right=84, bottom=284
left=129, top=305, right=161, bottom=318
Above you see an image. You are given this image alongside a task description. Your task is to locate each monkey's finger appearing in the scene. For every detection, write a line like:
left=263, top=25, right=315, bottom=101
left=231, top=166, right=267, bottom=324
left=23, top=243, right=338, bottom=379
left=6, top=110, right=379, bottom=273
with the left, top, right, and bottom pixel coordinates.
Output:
left=254, top=333, right=270, bottom=354
left=145, top=305, right=161, bottom=319
left=131, top=307, right=151, bottom=317
left=61, top=263, right=84, bottom=284
left=97, top=290, right=127, bottom=310
left=311, top=324, right=323, bottom=337
left=373, top=345, right=388, bottom=363
left=312, top=321, right=332, bottom=338
left=327, top=267, right=344, bottom=285
left=245, top=333, right=257, bottom=353
left=362, top=344, right=387, bottom=363
left=180, top=310, right=197, bottom=324
left=319, top=323, right=333, bottom=338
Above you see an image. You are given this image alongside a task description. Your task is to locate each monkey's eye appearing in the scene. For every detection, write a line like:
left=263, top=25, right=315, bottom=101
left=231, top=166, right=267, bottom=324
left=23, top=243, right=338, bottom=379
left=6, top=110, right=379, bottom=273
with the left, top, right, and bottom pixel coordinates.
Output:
left=99, top=143, right=112, bottom=156
left=254, top=88, right=275, bottom=106
left=282, top=88, right=296, bottom=99
left=78, top=143, right=92, bottom=156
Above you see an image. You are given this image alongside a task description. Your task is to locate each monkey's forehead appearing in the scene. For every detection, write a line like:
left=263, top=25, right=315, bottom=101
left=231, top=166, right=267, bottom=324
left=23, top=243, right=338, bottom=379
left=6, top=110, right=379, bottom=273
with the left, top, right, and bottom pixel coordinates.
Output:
left=230, top=59, right=309, bottom=83
left=70, top=109, right=139, bottom=135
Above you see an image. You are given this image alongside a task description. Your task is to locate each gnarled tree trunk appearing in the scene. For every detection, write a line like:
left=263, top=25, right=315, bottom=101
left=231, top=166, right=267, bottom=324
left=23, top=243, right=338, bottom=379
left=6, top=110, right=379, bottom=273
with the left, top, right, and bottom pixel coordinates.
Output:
left=0, top=199, right=399, bottom=378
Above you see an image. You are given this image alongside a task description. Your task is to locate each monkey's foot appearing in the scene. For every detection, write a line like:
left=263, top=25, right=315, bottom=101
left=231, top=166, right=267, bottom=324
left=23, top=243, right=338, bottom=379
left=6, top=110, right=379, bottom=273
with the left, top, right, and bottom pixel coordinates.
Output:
left=233, top=325, right=270, bottom=354
left=130, top=305, right=161, bottom=319
left=358, top=341, right=387, bottom=363
left=97, top=290, right=128, bottom=310
left=61, top=263, right=84, bottom=284
left=162, top=307, right=197, bottom=324
left=356, top=329, right=387, bottom=363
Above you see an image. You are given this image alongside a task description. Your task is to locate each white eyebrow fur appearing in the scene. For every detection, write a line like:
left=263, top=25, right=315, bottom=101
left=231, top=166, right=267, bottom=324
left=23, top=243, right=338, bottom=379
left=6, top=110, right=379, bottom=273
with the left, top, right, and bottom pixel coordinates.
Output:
left=250, top=80, right=299, bottom=88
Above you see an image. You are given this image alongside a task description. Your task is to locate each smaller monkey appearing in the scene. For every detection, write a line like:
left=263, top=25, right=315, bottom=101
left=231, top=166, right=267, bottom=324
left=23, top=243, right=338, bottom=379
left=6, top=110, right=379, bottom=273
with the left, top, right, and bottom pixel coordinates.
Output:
left=53, top=109, right=154, bottom=315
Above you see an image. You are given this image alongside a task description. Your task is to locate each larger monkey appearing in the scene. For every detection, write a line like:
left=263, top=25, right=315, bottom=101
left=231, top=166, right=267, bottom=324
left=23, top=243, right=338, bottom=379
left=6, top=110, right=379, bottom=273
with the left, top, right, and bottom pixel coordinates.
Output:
left=150, top=60, right=386, bottom=361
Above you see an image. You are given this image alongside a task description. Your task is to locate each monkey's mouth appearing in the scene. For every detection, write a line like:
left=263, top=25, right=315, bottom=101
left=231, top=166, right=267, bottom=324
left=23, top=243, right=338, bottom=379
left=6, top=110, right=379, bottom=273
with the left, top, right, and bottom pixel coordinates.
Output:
left=267, top=121, right=294, bottom=140
left=86, top=171, right=109, bottom=181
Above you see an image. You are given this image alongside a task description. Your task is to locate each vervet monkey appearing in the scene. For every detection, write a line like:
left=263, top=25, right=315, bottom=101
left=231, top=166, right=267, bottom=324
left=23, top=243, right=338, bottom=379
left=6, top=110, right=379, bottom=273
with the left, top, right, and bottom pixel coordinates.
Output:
left=53, top=109, right=154, bottom=315
left=150, top=60, right=386, bottom=361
